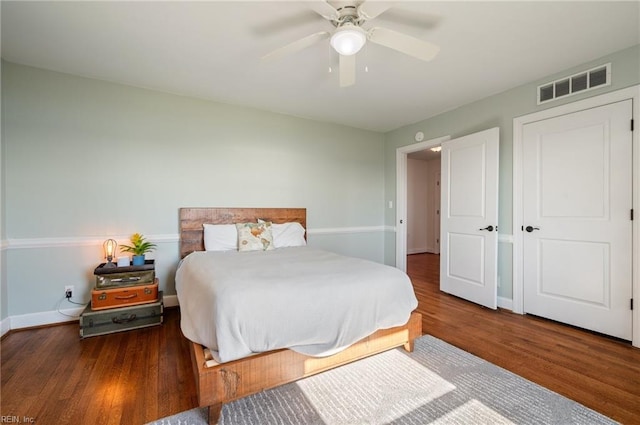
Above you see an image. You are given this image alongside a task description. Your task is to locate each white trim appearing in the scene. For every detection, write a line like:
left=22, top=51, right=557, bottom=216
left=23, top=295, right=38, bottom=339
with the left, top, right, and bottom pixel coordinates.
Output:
left=513, top=85, right=640, bottom=348
left=308, top=226, right=386, bottom=235
left=163, top=294, right=179, bottom=308
left=5, top=293, right=179, bottom=332
left=7, top=234, right=179, bottom=250
left=396, top=135, right=451, bottom=272
left=498, top=235, right=515, bottom=311
left=10, top=306, right=85, bottom=330
left=1, top=317, right=10, bottom=337
left=4, top=227, right=391, bottom=249
left=407, top=247, right=430, bottom=255
left=497, top=296, right=513, bottom=311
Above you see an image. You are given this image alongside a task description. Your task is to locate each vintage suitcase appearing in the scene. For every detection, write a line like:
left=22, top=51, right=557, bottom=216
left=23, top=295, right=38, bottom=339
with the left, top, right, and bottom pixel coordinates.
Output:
left=80, top=292, right=163, bottom=338
left=94, top=260, right=155, bottom=289
left=91, top=279, right=159, bottom=310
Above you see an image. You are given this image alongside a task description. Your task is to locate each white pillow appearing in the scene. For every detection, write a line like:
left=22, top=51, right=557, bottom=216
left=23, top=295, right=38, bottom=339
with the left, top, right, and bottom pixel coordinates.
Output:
left=203, top=223, right=238, bottom=251
left=271, top=222, right=307, bottom=248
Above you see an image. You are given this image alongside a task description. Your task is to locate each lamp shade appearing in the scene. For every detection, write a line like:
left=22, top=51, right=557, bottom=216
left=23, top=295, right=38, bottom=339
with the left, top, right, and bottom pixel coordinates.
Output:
left=330, top=25, right=366, bottom=56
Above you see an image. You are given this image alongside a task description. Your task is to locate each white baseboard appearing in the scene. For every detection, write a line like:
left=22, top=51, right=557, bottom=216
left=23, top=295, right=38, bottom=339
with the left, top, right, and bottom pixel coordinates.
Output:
left=497, top=296, right=513, bottom=311
left=163, top=294, right=179, bottom=308
left=6, top=294, right=180, bottom=332
left=1, top=317, right=10, bottom=337
left=10, top=306, right=85, bottom=330
left=407, top=248, right=439, bottom=255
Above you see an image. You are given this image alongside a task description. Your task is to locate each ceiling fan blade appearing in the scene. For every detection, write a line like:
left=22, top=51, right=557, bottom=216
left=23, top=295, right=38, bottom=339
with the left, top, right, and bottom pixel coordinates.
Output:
left=357, top=1, right=392, bottom=20
left=368, top=27, right=440, bottom=62
left=262, top=31, right=330, bottom=63
left=339, top=54, right=356, bottom=87
left=308, top=1, right=340, bottom=21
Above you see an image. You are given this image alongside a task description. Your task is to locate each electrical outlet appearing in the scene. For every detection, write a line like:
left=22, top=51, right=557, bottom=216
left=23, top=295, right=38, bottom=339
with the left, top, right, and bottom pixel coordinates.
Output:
left=65, top=285, right=74, bottom=299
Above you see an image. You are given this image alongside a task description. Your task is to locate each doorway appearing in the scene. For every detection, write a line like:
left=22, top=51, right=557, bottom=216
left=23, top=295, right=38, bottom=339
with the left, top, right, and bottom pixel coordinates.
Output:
left=407, top=151, right=441, bottom=255
left=396, top=128, right=500, bottom=310
left=396, top=135, right=450, bottom=272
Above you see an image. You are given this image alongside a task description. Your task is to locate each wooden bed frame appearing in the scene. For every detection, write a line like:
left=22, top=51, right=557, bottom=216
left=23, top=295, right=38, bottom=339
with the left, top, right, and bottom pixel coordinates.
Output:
left=178, top=207, right=423, bottom=424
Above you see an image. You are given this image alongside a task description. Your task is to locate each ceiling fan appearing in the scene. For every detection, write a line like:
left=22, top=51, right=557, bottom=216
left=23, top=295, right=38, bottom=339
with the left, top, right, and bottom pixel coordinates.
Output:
left=261, top=0, right=440, bottom=87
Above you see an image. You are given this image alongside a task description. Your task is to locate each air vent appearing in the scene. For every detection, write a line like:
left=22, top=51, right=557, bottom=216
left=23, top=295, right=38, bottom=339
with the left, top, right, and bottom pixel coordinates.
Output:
left=537, top=63, right=611, bottom=105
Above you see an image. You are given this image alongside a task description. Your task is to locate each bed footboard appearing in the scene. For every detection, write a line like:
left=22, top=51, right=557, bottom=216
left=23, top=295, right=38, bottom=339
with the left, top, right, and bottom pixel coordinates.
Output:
left=189, top=311, right=422, bottom=425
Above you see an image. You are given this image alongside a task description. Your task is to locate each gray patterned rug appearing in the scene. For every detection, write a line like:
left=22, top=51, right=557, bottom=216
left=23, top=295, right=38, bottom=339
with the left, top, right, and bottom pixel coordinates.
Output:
left=147, top=335, right=616, bottom=425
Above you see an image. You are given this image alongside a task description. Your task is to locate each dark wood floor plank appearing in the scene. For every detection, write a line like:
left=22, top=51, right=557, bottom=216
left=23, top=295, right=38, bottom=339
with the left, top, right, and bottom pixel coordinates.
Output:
left=1, top=253, right=638, bottom=424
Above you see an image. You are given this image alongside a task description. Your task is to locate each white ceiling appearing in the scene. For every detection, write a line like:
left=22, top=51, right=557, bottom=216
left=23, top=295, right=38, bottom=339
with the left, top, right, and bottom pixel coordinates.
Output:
left=2, top=1, right=639, bottom=133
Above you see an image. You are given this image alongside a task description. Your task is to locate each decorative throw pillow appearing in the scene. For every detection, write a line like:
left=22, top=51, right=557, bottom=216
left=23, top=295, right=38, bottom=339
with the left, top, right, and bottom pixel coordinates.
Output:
left=236, top=221, right=275, bottom=251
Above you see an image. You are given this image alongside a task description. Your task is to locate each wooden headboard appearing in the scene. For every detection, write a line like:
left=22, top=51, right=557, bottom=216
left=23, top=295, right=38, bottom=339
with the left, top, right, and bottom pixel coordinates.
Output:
left=179, top=207, right=307, bottom=258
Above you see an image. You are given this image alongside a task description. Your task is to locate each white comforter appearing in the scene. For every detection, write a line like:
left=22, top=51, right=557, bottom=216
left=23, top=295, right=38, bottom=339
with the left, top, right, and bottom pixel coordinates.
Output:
left=175, top=247, right=418, bottom=363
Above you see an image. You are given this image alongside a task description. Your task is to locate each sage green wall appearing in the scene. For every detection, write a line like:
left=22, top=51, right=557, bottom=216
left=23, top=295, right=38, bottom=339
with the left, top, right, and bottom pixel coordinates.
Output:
left=2, top=61, right=385, bottom=317
left=384, top=44, right=640, bottom=300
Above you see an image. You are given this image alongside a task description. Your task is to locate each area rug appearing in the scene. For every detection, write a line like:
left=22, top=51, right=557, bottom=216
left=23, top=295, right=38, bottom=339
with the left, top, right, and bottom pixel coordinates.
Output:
left=147, top=335, right=617, bottom=425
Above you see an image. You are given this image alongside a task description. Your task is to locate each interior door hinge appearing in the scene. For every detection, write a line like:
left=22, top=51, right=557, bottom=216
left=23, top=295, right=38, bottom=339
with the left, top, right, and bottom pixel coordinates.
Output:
left=632, top=119, right=635, bottom=132
left=631, top=209, right=634, bottom=221
left=631, top=298, right=634, bottom=311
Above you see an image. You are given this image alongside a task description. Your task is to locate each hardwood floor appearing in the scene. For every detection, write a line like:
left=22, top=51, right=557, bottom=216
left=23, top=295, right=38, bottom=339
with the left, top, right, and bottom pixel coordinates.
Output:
left=408, top=253, right=640, bottom=425
left=1, top=254, right=639, bottom=424
left=1, top=309, right=197, bottom=425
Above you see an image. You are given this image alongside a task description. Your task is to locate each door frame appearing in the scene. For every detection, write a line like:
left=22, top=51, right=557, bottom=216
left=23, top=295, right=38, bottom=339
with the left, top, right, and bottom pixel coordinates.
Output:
left=396, top=135, right=451, bottom=272
left=513, top=85, right=640, bottom=348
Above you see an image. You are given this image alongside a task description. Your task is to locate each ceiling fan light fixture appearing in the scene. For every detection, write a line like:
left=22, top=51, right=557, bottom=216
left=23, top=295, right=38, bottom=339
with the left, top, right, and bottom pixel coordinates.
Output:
left=330, top=25, right=366, bottom=56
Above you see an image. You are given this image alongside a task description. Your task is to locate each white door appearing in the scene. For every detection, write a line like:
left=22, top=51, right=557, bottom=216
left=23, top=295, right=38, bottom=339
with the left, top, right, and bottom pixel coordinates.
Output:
left=522, top=100, right=632, bottom=340
left=440, top=128, right=500, bottom=309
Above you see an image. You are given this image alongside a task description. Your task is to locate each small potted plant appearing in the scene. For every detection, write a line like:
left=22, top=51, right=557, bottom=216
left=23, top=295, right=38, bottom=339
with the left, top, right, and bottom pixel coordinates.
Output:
left=120, top=233, right=156, bottom=266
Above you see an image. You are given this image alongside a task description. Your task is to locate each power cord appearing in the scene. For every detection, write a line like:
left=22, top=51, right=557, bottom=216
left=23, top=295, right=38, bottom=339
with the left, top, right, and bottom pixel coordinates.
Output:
left=56, top=295, right=89, bottom=318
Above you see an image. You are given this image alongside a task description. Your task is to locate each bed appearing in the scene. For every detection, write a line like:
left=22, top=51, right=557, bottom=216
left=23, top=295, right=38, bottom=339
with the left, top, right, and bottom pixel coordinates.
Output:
left=177, top=207, right=422, bottom=424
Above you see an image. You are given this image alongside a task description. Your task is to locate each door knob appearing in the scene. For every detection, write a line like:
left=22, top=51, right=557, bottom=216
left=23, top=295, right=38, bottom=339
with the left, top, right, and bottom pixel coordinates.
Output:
left=525, top=226, right=540, bottom=232
left=479, top=225, right=494, bottom=232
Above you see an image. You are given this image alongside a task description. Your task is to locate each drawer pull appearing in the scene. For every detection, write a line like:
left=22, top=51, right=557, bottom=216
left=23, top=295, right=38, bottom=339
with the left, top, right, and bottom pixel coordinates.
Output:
left=112, top=314, right=137, bottom=324
left=115, top=294, right=138, bottom=300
